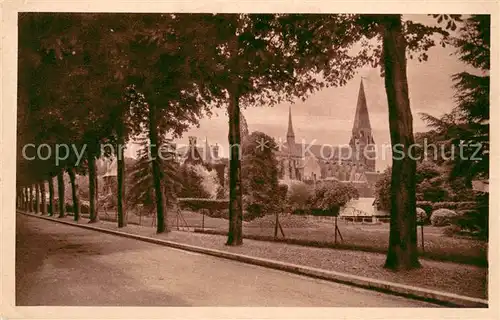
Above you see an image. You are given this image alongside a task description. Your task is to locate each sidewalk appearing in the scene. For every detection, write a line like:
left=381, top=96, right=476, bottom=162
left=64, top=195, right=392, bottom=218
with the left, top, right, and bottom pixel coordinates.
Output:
left=21, top=212, right=488, bottom=302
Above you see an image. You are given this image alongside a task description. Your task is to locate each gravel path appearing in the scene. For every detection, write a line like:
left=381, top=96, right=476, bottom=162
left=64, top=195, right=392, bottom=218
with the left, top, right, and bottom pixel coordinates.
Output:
left=53, top=214, right=488, bottom=299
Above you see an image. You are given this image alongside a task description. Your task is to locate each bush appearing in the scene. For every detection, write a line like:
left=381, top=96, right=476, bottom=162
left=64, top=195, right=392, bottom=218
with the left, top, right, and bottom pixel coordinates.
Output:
left=443, top=224, right=462, bottom=237
left=416, top=201, right=477, bottom=214
left=416, top=207, right=427, bottom=224
left=416, top=201, right=433, bottom=214
left=178, top=198, right=229, bottom=220
left=81, top=200, right=90, bottom=213
left=286, top=181, right=313, bottom=211
left=375, top=162, right=479, bottom=211
left=208, top=208, right=229, bottom=219
left=178, top=198, right=228, bottom=211
left=430, top=208, right=458, bottom=227
left=310, top=181, right=359, bottom=216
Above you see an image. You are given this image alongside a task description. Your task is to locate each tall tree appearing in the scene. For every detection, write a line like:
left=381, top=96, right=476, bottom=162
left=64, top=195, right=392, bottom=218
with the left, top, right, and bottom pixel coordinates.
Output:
left=28, top=186, right=33, bottom=212
left=48, top=176, right=55, bottom=216
left=420, top=15, right=489, bottom=184
left=35, top=183, right=40, bottom=213
left=40, top=182, right=47, bottom=215
left=123, top=15, right=220, bottom=233
left=359, top=14, right=456, bottom=269
left=380, top=15, right=419, bottom=269
left=127, top=135, right=180, bottom=218
left=116, top=123, right=127, bottom=227
left=241, top=131, right=280, bottom=221
left=177, top=14, right=367, bottom=245
left=67, top=167, right=80, bottom=221
left=57, top=171, right=65, bottom=218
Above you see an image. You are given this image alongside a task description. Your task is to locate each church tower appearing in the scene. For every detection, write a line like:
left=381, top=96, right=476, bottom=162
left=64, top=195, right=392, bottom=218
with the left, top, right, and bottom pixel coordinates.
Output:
left=349, top=79, right=376, bottom=172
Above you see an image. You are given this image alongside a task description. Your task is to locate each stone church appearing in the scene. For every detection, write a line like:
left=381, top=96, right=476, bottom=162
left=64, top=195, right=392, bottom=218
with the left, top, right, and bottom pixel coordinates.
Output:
left=275, top=79, right=380, bottom=196
left=174, top=79, right=381, bottom=196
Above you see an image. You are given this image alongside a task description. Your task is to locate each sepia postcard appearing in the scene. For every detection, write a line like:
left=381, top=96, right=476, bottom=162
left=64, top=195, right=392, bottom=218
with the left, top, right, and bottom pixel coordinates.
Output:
left=1, top=0, right=498, bottom=319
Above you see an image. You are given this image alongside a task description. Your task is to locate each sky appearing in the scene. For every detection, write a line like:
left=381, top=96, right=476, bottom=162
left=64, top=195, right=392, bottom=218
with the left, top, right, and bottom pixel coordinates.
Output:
left=126, top=15, right=473, bottom=172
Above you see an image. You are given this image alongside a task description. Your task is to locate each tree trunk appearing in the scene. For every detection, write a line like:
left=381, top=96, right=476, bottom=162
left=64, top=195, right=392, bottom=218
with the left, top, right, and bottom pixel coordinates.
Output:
left=381, top=15, right=420, bottom=270
left=226, top=86, right=243, bottom=246
left=57, top=170, right=65, bottom=218
left=21, top=187, right=25, bottom=210
left=26, top=186, right=30, bottom=212
left=48, top=176, right=55, bottom=216
left=95, top=165, right=99, bottom=216
left=23, top=188, right=27, bottom=210
left=88, top=155, right=99, bottom=223
left=162, top=183, right=169, bottom=232
left=40, top=182, right=47, bottom=215
left=117, top=125, right=127, bottom=228
left=149, top=103, right=166, bottom=233
left=28, top=185, right=33, bottom=212
left=68, top=167, right=80, bottom=221
left=18, top=188, right=21, bottom=209
left=35, top=183, right=40, bottom=213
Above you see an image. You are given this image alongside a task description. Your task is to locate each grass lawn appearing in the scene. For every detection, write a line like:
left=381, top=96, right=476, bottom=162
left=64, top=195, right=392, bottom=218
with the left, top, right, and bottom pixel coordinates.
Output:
left=92, top=209, right=487, bottom=266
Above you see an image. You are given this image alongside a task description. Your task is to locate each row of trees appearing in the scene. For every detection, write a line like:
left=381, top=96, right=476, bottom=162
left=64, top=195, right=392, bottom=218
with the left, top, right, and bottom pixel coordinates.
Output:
left=17, top=13, right=474, bottom=270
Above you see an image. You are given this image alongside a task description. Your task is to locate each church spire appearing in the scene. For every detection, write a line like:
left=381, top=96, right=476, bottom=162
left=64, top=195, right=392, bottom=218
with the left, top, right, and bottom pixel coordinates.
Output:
left=352, top=78, right=372, bottom=134
left=287, top=106, right=295, bottom=143
left=349, top=78, right=376, bottom=172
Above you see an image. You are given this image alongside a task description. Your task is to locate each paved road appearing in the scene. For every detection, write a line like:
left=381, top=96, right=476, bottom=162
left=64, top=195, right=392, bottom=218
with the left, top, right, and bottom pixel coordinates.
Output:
left=16, top=214, right=436, bottom=307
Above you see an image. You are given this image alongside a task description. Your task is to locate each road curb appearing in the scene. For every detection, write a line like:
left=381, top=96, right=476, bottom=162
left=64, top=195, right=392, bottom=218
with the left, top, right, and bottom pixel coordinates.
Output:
left=18, top=211, right=488, bottom=308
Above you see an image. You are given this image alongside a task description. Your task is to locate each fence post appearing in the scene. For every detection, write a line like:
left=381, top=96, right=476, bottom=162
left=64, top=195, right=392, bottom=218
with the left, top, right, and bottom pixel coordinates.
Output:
left=274, top=211, right=279, bottom=238
left=421, top=224, right=425, bottom=253
left=334, top=216, right=338, bottom=244
left=202, top=209, right=205, bottom=231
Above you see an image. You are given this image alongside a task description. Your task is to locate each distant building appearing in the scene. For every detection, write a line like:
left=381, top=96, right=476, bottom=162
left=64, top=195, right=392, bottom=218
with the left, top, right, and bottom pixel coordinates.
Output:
left=275, top=79, right=380, bottom=197
left=177, top=136, right=226, bottom=186
left=177, top=79, right=382, bottom=196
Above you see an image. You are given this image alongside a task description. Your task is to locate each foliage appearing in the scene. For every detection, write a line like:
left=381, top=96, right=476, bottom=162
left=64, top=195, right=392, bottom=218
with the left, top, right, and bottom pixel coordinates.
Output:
left=241, top=131, right=281, bottom=220
left=178, top=198, right=229, bottom=212
left=177, top=164, right=211, bottom=199
left=446, top=192, right=488, bottom=238
left=430, top=208, right=458, bottom=227
left=416, top=201, right=476, bottom=214
left=374, top=167, right=392, bottom=211
left=127, top=136, right=180, bottom=210
left=420, top=15, right=490, bottom=183
left=286, top=181, right=313, bottom=212
left=416, top=207, right=427, bottom=225
left=191, top=164, right=223, bottom=200
left=375, top=162, right=478, bottom=211
left=310, top=181, right=359, bottom=215
left=277, top=184, right=289, bottom=207
left=286, top=180, right=359, bottom=216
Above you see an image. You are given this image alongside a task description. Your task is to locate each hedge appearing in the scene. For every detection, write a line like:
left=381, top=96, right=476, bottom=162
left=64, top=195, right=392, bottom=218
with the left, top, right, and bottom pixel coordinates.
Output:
left=292, top=206, right=340, bottom=217
left=416, top=201, right=477, bottom=214
left=177, top=198, right=229, bottom=212
left=430, top=208, right=458, bottom=227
